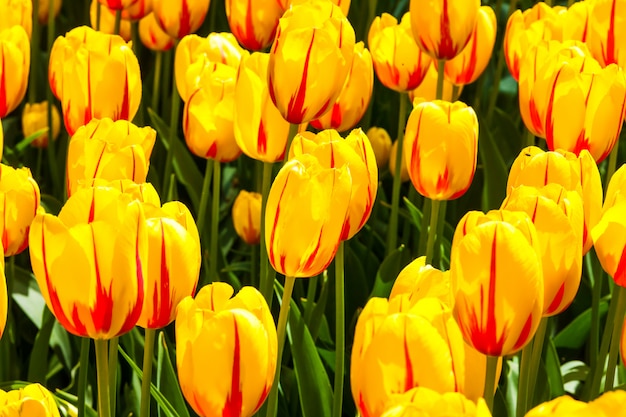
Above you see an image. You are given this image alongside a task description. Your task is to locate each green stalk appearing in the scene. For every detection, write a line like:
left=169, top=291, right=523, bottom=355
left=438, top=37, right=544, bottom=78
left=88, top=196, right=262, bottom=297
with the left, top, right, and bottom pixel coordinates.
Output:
left=151, top=52, right=163, bottom=114
left=604, top=286, right=626, bottom=390
left=516, top=340, right=533, bottom=417
left=95, top=339, right=111, bottom=417
left=96, top=2, right=102, bottom=31
left=332, top=242, right=346, bottom=417
left=260, top=162, right=274, bottom=304
left=210, top=160, right=221, bottom=282
left=436, top=59, right=445, bottom=101
left=196, top=159, right=214, bottom=234
left=452, top=84, right=460, bottom=102
left=484, top=355, right=499, bottom=413
left=418, top=198, right=431, bottom=255
left=77, top=338, right=90, bottom=417
left=46, top=0, right=60, bottom=197
left=29, top=0, right=40, bottom=103
left=605, top=140, right=620, bottom=189
left=586, top=250, right=603, bottom=370
left=424, top=199, right=441, bottom=265
left=265, top=276, right=297, bottom=417
left=131, top=21, right=139, bottom=55
left=140, top=329, right=156, bottom=417
left=525, top=129, right=535, bottom=149
left=162, top=40, right=180, bottom=196
left=386, top=93, right=408, bottom=255
left=108, top=337, right=119, bottom=416
left=113, top=10, right=122, bottom=36
left=283, top=123, right=300, bottom=164
left=525, top=318, right=549, bottom=411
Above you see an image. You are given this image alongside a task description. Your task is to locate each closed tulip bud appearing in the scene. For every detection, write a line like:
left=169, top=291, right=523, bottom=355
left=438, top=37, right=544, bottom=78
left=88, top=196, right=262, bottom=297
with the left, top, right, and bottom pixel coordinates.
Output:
left=366, top=127, right=392, bottom=170
left=91, top=0, right=132, bottom=40
left=451, top=211, right=544, bottom=356
left=98, top=0, right=138, bottom=10
left=0, top=26, right=30, bottom=118
left=0, top=0, right=32, bottom=38
left=0, top=164, right=40, bottom=256
left=225, top=0, right=282, bottom=51
left=234, top=52, right=289, bottom=163
left=501, top=184, right=584, bottom=316
left=443, top=6, right=496, bottom=86
left=311, top=42, right=374, bottom=132
left=29, top=185, right=147, bottom=339
left=351, top=296, right=466, bottom=417
left=0, top=383, right=61, bottom=417
left=368, top=13, right=432, bottom=92
left=232, top=190, right=262, bottom=245
left=268, top=0, right=356, bottom=124
left=37, top=0, right=62, bottom=25
left=408, top=61, right=460, bottom=102
left=508, top=147, right=602, bottom=254
left=184, top=62, right=241, bottom=162
left=389, top=256, right=452, bottom=309
left=152, top=0, right=210, bottom=39
left=588, top=0, right=626, bottom=68
left=176, top=282, right=277, bottom=417
left=381, top=387, right=492, bottom=417
left=409, top=0, right=479, bottom=61
left=404, top=99, right=478, bottom=200
left=175, top=33, right=247, bottom=102
left=389, top=140, right=410, bottom=182
left=22, top=101, right=61, bottom=148
left=265, top=154, right=351, bottom=277
left=139, top=12, right=175, bottom=51
left=121, top=0, right=152, bottom=20
left=66, top=118, right=156, bottom=197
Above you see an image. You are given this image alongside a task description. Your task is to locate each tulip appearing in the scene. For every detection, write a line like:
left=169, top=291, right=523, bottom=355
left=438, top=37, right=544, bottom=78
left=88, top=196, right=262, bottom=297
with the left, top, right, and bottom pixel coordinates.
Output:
left=310, top=42, right=374, bottom=132
left=49, top=26, right=142, bottom=135
left=451, top=210, right=544, bottom=356
left=232, top=190, right=262, bottom=245
left=389, top=256, right=452, bottom=308
left=98, top=0, right=138, bottom=10
left=138, top=12, right=175, bottom=51
left=587, top=0, right=626, bottom=68
left=443, top=6, right=497, bottom=86
left=29, top=184, right=147, bottom=339
left=525, top=396, right=587, bottom=416
left=152, top=0, right=210, bottom=39
left=0, top=383, right=61, bottom=417
left=403, top=99, right=478, bottom=200
left=121, top=0, right=152, bottom=20
left=36, top=0, right=62, bottom=25
left=233, top=52, right=289, bottom=163
left=380, top=387, right=492, bottom=417
left=268, top=0, right=356, bottom=124
left=351, top=296, right=466, bottom=417
left=588, top=388, right=626, bottom=415
left=366, top=127, right=392, bottom=170
left=278, top=0, right=350, bottom=16
left=0, top=26, right=30, bottom=118
left=176, top=282, right=277, bottom=417
left=91, top=0, right=132, bottom=40
left=368, top=13, right=431, bottom=93
left=507, top=146, right=603, bottom=254
left=0, top=164, right=40, bottom=256
left=389, top=140, right=410, bottom=182
left=0, top=0, right=32, bottom=38
left=408, top=61, right=460, bottom=102
left=66, top=118, right=156, bottom=197
left=501, top=184, right=584, bottom=316
left=265, top=154, right=351, bottom=277
left=225, top=0, right=282, bottom=51
left=22, top=101, right=61, bottom=148
left=561, top=1, right=590, bottom=43
left=409, top=0, right=479, bottom=61
left=183, top=62, right=241, bottom=162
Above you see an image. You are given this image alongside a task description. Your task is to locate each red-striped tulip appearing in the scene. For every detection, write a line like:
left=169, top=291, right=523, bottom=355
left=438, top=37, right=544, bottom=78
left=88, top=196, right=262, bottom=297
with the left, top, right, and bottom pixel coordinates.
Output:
left=91, top=0, right=132, bottom=40
left=98, top=0, right=138, bottom=10
left=138, top=12, right=175, bottom=51
left=0, top=0, right=32, bottom=38
left=408, top=61, right=460, bottom=102
left=380, top=387, right=492, bottom=417
left=587, top=0, right=626, bottom=68
left=225, top=0, right=282, bottom=51
left=152, top=0, right=210, bottom=39
left=232, top=190, right=262, bottom=245
left=121, top=0, right=152, bottom=20
left=22, top=101, right=62, bottom=148
left=389, top=256, right=452, bottom=308
left=0, top=26, right=30, bottom=117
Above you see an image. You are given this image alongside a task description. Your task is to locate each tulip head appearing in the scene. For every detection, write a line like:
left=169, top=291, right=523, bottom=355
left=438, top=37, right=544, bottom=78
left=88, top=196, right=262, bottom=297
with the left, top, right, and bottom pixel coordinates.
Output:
left=0, top=0, right=32, bottom=38
left=587, top=0, right=626, bottom=68
left=121, top=0, right=152, bottom=20
left=176, top=282, right=277, bottom=417
left=366, top=127, right=392, bottom=170
left=380, top=387, right=492, bottom=417
left=91, top=0, right=132, bottom=40
left=22, top=101, right=61, bottom=148
left=98, top=0, right=139, bottom=10
left=139, top=12, right=175, bottom=51
left=225, top=0, right=282, bottom=51
left=232, top=190, right=262, bottom=245
left=389, top=256, right=452, bottom=309
left=152, top=0, right=210, bottom=39
left=0, top=26, right=30, bottom=118
left=0, top=383, right=61, bottom=417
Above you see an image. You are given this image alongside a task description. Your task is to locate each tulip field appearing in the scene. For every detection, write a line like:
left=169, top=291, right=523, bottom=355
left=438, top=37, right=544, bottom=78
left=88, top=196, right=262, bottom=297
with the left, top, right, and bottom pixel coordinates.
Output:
left=2, top=0, right=626, bottom=416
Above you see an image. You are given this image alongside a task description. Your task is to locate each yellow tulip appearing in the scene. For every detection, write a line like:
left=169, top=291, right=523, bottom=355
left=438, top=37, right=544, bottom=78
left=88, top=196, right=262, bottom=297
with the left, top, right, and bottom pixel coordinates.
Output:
left=22, top=101, right=61, bottom=148
left=232, top=190, right=262, bottom=245
left=66, top=118, right=156, bottom=197
left=138, top=12, right=175, bottom=51
left=408, top=61, right=460, bottom=103
left=381, top=387, right=492, bottom=417
left=368, top=12, right=432, bottom=93
left=151, top=0, right=209, bottom=39
left=587, top=0, right=626, bottom=68
left=0, top=26, right=30, bottom=118
left=98, top=0, right=138, bottom=10
left=525, top=396, right=588, bottom=417
left=0, top=164, right=40, bottom=256
left=233, top=52, right=289, bottom=163
left=29, top=185, right=147, bottom=339
left=265, top=154, right=351, bottom=277
left=409, top=0, right=479, bottom=61
left=0, top=0, right=32, bottom=38
left=176, top=282, right=277, bottom=417
left=91, top=0, right=132, bottom=41
left=588, top=389, right=626, bottom=416
left=279, top=0, right=350, bottom=16
left=0, top=383, right=61, bottom=417
left=366, top=127, right=392, bottom=170
left=268, top=0, right=355, bottom=124
left=225, top=0, right=282, bottom=51
left=36, top=0, right=62, bottom=25
left=121, top=0, right=152, bottom=20
left=561, top=1, right=591, bottom=43
left=451, top=210, right=544, bottom=356
left=389, top=256, right=452, bottom=308
left=403, top=99, right=478, bottom=200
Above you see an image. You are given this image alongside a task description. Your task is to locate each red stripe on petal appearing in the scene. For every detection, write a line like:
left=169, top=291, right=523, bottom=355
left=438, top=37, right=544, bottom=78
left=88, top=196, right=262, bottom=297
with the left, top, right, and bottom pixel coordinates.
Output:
left=223, top=317, right=243, bottom=417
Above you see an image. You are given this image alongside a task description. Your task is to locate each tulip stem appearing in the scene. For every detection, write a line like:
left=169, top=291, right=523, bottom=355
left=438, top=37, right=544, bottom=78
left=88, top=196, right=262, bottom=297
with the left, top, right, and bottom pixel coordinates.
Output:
left=77, top=337, right=90, bottom=417
left=163, top=40, right=180, bottom=197
left=424, top=199, right=441, bottom=265
left=29, top=0, right=40, bottom=103
left=484, top=355, right=499, bottom=412
left=604, top=286, right=626, bottom=391
left=525, top=129, right=535, bottom=149
left=108, top=337, right=119, bottom=416
left=95, top=339, right=111, bottom=417
left=452, top=85, right=460, bottom=102
left=46, top=0, right=61, bottom=198
left=260, top=162, right=274, bottom=305
left=210, top=160, right=221, bottom=282
left=96, top=2, right=101, bottom=31
left=151, top=52, right=163, bottom=114
left=283, top=123, right=300, bottom=164
left=436, top=59, right=445, bottom=101
left=196, top=159, right=213, bottom=235
left=332, top=242, right=346, bottom=417
left=605, top=140, right=620, bottom=189
left=114, top=10, right=122, bottom=36
left=387, top=93, right=408, bottom=255
left=516, top=340, right=533, bottom=417
left=266, top=276, right=297, bottom=417
left=140, top=328, right=156, bottom=417
left=525, top=318, right=549, bottom=411
left=587, top=250, right=603, bottom=370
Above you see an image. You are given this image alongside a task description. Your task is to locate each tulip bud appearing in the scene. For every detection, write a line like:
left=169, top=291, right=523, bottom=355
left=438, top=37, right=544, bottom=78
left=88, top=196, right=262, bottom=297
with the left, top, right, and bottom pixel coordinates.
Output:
left=91, top=0, right=132, bottom=41
left=22, top=101, right=61, bottom=148
left=0, top=26, right=30, bottom=118
left=380, top=387, right=492, bottom=417
left=365, top=127, right=392, bottom=170
left=152, top=0, right=210, bottom=39
left=138, top=12, right=175, bottom=51
left=409, top=61, right=460, bottom=102
left=404, top=99, right=478, bottom=201
left=176, top=282, right=277, bottom=417
left=37, top=0, right=62, bottom=25
left=587, top=0, right=626, bottom=68
left=225, top=0, right=282, bottom=51
left=0, top=0, right=32, bottom=38
left=389, top=140, right=410, bottom=182
left=389, top=256, right=452, bottom=308
left=0, top=383, right=61, bottom=417
left=232, top=190, right=262, bottom=245
left=525, top=396, right=587, bottom=416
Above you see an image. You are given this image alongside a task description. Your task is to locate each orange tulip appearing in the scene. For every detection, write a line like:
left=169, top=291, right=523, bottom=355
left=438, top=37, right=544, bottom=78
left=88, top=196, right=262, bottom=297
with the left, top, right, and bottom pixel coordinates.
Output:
left=0, top=26, right=30, bottom=118
left=403, top=99, right=478, bottom=200
left=366, top=127, right=392, bottom=170
left=268, top=0, right=355, bottom=124
left=0, top=383, right=61, bottom=417
left=138, top=12, right=175, bottom=51
left=91, top=0, right=132, bottom=40
left=587, top=0, right=626, bottom=68
left=121, top=0, right=152, bottom=20
left=152, top=0, right=210, bottom=39
left=36, top=0, right=62, bottom=25
left=408, top=61, right=460, bottom=102
left=29, top=184, right=147, bottom=339
left=225, top=0, right=282, bottom=51
left=0, top=0, right=32, bottom=38
left=232, top=190, right=262, bottom=245
left=368, top=12, right=431, bottom=92
left=22, top=101, right=61, bottom=148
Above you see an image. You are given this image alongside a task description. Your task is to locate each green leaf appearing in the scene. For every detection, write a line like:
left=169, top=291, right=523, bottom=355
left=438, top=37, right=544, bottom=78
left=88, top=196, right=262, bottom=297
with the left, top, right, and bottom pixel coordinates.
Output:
left=157, top=332, right=190, bottom=417
left=27, top=308, right=56, bottom=384
left=478, top=115, right=509, bottom=211
left=403, top=196, right=423, bottom=232
left=368, top=245, right=406, bottom=299
left=554, top=301, right=609, bottom=349
left=545, top=339, right=565, bottom=398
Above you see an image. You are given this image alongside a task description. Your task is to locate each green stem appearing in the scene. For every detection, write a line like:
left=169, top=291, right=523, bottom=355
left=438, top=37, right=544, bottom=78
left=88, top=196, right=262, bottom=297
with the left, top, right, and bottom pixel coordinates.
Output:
left=605, top=140, right=620, bottom=189
left=283, top=123, right=299, bottom=164
left=95, top=339, right=111, bottom=417
left=260, top=162, right=274, bottom=304
left=587, top=250, right=603, bottom=370
left=484, top=355, right=499, bottom=413
left=436, top=59, right=445, bottom=101
left=516, top=340, right=533, bottom=417
left=605, top=286, right=626, bottom=390
left=29, top=0, right=40, bottom=103
left=452, top=84, right=460, bottom=102
left=387, top=93, right=408, bottom=255
left=108, top=337, right=119, bottom=416
left=131, top=21, right=139, bottom=55
left=77, top=338, right=90, bottom=417
left=424, top=199, right=441, bottom=265
left=525, top=318, right=549, bottom=411
left=196, top=159, right=214, bottom=234
left=151, top=52, right=163, bottom=114
left=113, top=10, right=122, bottom=36
left=210, top=160, right=221, bottom=282
left=525, top=129, right=535, bottom=149
left=140, top=329, right=156, bottom=417
left=418, top=198, right=431, bottom=256
left=163, top=40, right=180, bottom=196
left=46, top=0, right=60, bottom=198
left=265, top=276, right=297, bottom=417
left=332, top=242, right=345, bottom=417
left=96, top=2, right=102, bottom=31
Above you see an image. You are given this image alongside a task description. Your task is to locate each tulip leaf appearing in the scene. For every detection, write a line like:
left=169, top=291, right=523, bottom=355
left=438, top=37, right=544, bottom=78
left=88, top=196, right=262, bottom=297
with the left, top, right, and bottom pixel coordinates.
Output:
left=545, top=339, right=565, bottom=398
left=54, top=389, right=99, bottom=417
left=368, top=245, right=407, bottom=299
left=553, top=301, right=609, bottom=350
left=403, top=196, right=423, bottom=232
left=157, top=332, right=191, bottom=417
left=27, top=308, right=56, bottom=384
left=478, top=115, right=508, bottom=211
